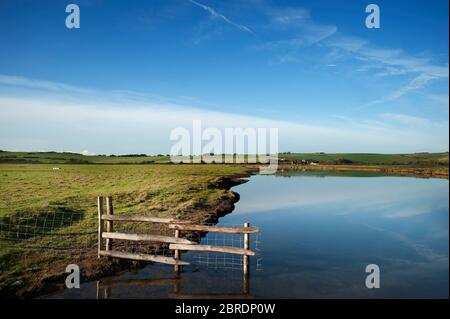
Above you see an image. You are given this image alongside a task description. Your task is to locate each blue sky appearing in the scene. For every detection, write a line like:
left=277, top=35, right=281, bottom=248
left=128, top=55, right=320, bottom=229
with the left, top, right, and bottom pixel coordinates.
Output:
left=0, top=0, right=448, bottom=154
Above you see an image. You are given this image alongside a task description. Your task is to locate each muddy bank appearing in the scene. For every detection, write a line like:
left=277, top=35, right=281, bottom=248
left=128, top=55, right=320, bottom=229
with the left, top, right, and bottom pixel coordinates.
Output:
left=277, top=164, right=449, bottom=179
left=5, top=175, right=250, bottom=299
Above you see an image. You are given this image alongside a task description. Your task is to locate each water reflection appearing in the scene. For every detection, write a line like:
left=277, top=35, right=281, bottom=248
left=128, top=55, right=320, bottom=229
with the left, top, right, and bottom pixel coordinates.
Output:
left=222, top=172, right=449, bottom=298
left=95, top=271, right=252, bottom=299
left=234, top=173, right=448, bottom=218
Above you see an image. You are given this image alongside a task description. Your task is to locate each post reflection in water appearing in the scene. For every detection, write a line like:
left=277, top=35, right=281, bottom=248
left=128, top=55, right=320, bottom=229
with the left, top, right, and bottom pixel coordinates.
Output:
left=95, top=269, right=252, bottom=299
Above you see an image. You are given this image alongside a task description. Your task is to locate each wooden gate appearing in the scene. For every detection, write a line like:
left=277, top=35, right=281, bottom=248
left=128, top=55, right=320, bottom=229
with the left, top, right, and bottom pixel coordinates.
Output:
left=97, top=196, right=259, bottom=274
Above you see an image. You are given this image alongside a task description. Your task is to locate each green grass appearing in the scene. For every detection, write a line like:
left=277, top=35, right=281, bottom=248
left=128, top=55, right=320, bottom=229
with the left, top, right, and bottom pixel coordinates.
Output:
left=0, top=163, right=247, bottom=296
left=0, top=164, right=246, bottom=216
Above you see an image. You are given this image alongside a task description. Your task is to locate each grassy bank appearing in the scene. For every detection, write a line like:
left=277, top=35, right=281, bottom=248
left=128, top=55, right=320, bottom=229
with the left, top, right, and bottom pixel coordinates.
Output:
left=0, top=164, right=248, bottom=297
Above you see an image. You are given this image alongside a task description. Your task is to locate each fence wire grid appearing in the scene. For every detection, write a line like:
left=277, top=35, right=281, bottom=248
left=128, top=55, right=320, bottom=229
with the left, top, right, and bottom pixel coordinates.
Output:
left=110, top=222, right=262, bottom=272
left=0, top=213, right=262, bottom=271
left=184, top=226, right=262, bottom=272
left=0, top=211, right=97, bottom=252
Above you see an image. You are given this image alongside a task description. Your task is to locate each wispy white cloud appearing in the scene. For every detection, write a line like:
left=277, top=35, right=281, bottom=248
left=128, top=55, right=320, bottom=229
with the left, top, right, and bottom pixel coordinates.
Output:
left=362, top=74, right=442, bottom=108
left=0, top=73, right=214, bottom=109
left=330, top=115, right=352, bottom=122
left=269, top=7, right=310, bottom=25
left=0, top=74, right=93, bottom=93
left=187, top=0, right=447, bottom=110
left=249, top=3, right=447, bottom=105
left=0, top=75, right=448, bottom=154
left=324, top=35, right=449, bottom=107
left=325, top=35, right=448, bottom=77
left=256, top=28, right=337, bottom=50
left=427, top=94, right=449, bottom=108
left=381, top=113, right=433, bottom=126
left=333, top=112, right=447, bottom=130
left=253, top=7, right=337, bottom=53
left=189, top=0, right=254, bottom=34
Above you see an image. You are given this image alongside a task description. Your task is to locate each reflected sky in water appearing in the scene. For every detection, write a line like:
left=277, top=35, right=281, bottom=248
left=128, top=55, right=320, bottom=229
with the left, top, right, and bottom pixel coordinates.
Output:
left=220, top=172, right=449, bottom=298
left=49, top=172, right=449, bottom=299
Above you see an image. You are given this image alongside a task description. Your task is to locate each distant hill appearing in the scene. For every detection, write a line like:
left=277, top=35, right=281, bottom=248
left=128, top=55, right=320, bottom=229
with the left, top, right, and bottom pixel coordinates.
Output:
left=0, top=150, right=448, bottom=166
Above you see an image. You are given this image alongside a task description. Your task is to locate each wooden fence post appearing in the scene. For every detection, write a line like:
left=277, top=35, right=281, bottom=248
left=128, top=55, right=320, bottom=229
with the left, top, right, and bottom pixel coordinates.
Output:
left=243, top=222, right=250, bottom=276
left=174, top=229, right=180, bottom=275
left=105, top=287, right=111, bottom=299
left=96, top=281, right=101, bottom=299
left=106, top=196, right=114, bottom=254
left=174, top=277, right=180, bottom=294
left=243, top=222, right=250, bottom=294
left=97, top=196, right=104, bottom=258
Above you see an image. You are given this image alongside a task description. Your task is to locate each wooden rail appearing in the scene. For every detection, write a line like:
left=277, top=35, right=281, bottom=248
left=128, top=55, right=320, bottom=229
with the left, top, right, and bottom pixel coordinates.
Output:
left=169, top=223, right=259, bottom=234
left=97, top=195, right=259, bottom=275
left=101, top=215, right=174, bottom=223
left=169, top=243, right=256, bottom=256
left=102, top=231, right=197, bottom=245
left=99, top=250, right=189, bottom=265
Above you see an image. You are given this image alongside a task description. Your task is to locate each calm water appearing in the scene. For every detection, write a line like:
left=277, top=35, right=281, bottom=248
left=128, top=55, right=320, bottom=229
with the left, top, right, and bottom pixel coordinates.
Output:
left=51, top=171, right=449, bottom=299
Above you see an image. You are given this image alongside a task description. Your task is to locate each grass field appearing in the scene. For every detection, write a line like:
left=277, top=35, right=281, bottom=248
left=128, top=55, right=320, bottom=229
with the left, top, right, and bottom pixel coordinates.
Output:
left=0, top=163, right=248, bottom=296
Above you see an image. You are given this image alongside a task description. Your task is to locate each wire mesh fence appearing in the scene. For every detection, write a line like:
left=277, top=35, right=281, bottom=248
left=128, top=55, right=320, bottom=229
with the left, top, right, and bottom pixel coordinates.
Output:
left=0, top=212, right=262, bottom=272
left=0, top=211, right=97, bottom=252
left=0, top=211, right=89, bottom=239
left=182, top=225, right=262, bottom=271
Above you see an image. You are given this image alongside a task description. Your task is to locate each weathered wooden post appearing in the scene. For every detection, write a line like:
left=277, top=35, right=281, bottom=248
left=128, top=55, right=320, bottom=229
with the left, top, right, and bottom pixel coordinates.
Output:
left=96, top=280, right=101, bottom=299
left=105, top=287, right=111, bottom=299
left=106, top=196, right=114, bottom=255
left=97, top=196, right=104, bottom=258
left=174, top=274, right=181, bottom=295
left=174, top=229, right=181, bottom=275
left=243, top=222, right=250, bottom=294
